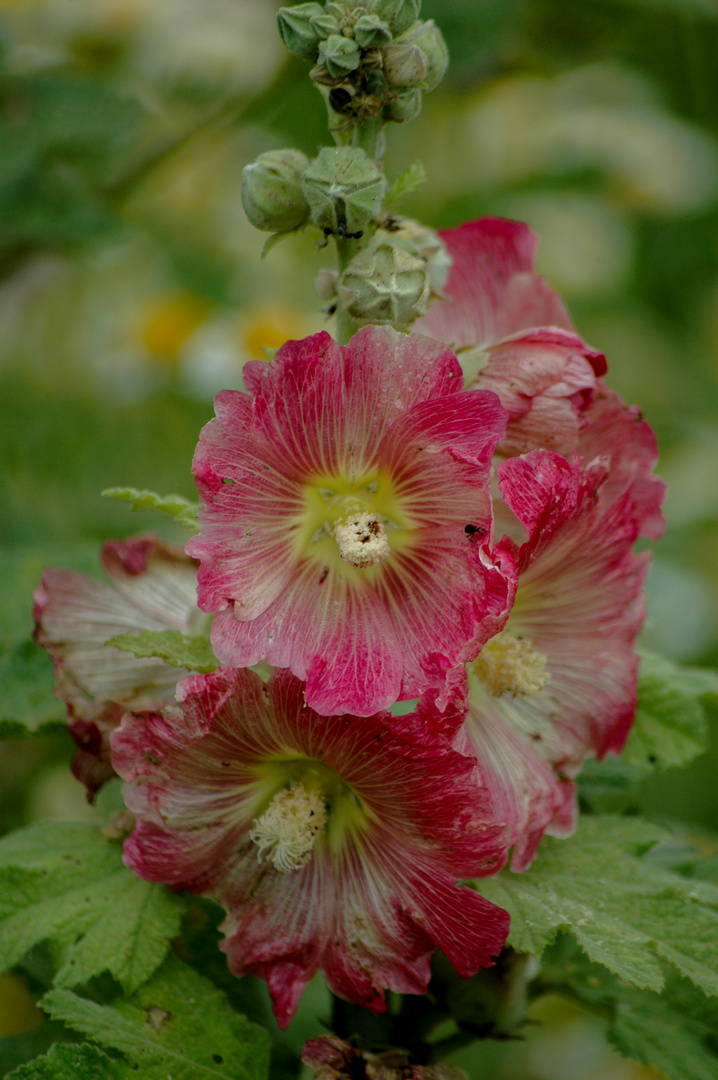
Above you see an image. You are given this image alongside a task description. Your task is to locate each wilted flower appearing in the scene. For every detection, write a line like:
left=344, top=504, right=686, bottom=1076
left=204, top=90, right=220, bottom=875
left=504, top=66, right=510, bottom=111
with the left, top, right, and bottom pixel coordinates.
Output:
left=187, top=325, right=513, bottom=717
left=302, top=1035, right=468, bottom=1080
left=112, top=667, right=510, bottom=1027
left=33, top=535, right=205, bottom=799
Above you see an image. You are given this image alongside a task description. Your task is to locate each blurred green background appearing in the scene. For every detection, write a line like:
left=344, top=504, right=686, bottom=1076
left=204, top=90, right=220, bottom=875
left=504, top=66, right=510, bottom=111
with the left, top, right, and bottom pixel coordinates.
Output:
left=1, top=0, right=717, bottom=1075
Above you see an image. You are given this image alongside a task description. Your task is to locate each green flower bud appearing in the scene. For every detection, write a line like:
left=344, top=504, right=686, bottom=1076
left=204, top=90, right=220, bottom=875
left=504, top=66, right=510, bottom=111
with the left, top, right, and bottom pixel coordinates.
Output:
left=384, top=86, right=422, bottom=123
left=376, top=219, right=452, bottom=294
left=310, top=12, right=340, bottom=39
left=315, top=267, right=340, bottom=302
left=241, top=149, right=310, bottom=233
left=353, top=13, right=393, bottom=49
left=337, top=243, right=430, bottom=327
left=382, top=39, right=428, bottom=88
left=302, top=147, right=388, bottom=236
left=325, top=1, right=350, bottom=18
left=318, top=33, right=361, bottom=77
left=406, top=19, right=448, bottom=91
left=369, top=0, right=420, bottom=36
left=276, top=3, right=324, bottom=61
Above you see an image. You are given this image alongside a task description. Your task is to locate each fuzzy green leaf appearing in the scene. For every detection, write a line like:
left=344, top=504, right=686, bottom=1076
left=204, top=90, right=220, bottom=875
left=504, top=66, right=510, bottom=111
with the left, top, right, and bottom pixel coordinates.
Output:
left=622, top=653, right=717, bottom=773
left=0, top=822, right=183, bottom=993
left=385, top=162, right=427, bottom=208
left=541, top=937, right=718, bottom=1080
left=0, top=639, right=64, bottom=731
left=5, top=1043, right=120, bottom=1080
left=101, top=488, right=199, bottom=531
left=107, top=629, right=218, bottom=674
left=476, top=815, right=718, bottom=995
left=43, top=956, right=270, bottom=1080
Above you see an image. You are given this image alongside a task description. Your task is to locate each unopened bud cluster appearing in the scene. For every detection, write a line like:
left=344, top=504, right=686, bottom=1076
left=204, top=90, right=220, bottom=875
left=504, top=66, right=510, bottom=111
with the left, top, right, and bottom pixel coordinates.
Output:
left=317, top=219, right=450, bottom=329
left=277, top=1, right=448, bottom=127
left=242, top=144, right=387, bottom=239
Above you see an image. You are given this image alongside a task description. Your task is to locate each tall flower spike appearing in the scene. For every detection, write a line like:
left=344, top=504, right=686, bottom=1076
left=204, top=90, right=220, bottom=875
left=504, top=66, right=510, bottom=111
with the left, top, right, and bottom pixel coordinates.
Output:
left=187, top=325, right=513, bottom=717
left=112, top=667, right=511, bottom=1028
left=33, top=535, right=205, bottom=799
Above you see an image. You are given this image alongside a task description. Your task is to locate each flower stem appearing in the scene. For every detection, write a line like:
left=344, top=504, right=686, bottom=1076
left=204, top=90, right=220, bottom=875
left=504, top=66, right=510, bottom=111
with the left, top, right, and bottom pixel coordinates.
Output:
left=334, top=235, right=362, bottom=345
left=353, top=115, right=384, bottom=159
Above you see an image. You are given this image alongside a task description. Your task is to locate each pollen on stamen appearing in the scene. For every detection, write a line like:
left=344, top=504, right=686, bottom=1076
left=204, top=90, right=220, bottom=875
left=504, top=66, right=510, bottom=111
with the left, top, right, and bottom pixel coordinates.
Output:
left=333, top=512, right=390, bottom=568
left=474, top=630, right=549, bottom=698
left=249, top=784, right=327, bottom=873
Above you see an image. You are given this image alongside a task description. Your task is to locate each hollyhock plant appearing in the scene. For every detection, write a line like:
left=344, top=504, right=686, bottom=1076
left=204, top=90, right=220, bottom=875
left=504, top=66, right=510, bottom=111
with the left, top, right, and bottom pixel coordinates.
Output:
left=187, top=324, right=514, bottom=717
left=111, top=666, right=511, bottom=1027
left=415, top=218, right=608, bottom=459
left=33, top=534, right=206, bottom=798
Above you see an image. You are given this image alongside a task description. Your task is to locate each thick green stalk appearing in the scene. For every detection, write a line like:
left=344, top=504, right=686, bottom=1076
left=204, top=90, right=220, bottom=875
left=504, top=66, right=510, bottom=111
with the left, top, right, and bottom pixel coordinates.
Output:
left=353, top=115, right=385, bottom=159
left=334, top=234, right=362, bottom=345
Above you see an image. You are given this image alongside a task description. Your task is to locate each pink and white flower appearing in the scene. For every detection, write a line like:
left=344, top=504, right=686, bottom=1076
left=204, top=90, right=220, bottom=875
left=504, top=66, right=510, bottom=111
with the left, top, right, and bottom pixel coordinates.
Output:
left=33, top=535, right=205, bottom=798
left=187, top=325, right=513, bottom=717
left=111, top=667, right=511, bottom=1027
left=415, top=448, right=659, bottom=871
left=415, top=218, right=607, bottom=459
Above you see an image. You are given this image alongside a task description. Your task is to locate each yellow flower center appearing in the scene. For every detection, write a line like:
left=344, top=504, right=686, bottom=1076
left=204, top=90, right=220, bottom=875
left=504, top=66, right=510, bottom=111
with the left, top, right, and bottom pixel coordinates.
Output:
left=293, top=472, right=414, bottom=574
left=249, top=784, right=327, bottom=873
left=250, top=758, right=368, bottom=861
left=473, top=630, right=549, bottom=698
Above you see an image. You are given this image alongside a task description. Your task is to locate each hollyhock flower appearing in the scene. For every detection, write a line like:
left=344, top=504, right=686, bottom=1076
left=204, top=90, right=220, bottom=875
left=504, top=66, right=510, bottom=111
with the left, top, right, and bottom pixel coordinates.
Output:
left=187, top=324, right=513, bottom=717
left=415, top=217, right=607, bottom=459
left=33, top=535, right=205, bottom=798
left=111, top=666, right=510, bottom=1027
left=399, top=447, right=664, bottom=871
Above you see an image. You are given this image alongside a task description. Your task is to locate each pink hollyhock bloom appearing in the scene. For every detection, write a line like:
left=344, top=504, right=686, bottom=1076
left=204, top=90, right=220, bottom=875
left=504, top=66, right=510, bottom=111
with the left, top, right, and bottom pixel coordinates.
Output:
left=401, top=448, right=663, bottom=872
left=187, top=325, right=513, bottom=717
left=33, top=535, right=205, bottom=799
left=415, top=218, right=607, bottom=458
left=111, top=667, right=511, bottom=1028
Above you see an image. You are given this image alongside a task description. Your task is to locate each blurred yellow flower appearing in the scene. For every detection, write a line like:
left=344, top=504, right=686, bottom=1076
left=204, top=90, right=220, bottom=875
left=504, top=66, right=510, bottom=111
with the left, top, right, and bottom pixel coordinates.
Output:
left=136, top=291, right=211, bottom=363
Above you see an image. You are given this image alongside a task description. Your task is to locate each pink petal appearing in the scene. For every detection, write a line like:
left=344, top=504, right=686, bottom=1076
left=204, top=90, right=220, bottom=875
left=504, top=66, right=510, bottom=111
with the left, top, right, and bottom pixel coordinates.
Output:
left=416, top=217, right=574, bottom=350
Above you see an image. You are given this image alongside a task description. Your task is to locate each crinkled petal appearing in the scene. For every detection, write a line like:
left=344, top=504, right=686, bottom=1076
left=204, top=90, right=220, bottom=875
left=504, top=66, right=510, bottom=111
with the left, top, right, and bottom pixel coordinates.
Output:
left=478, top=328, right=605, bottom=457
left=416, top=218, right=574, bottom=350
left=578, top=385, right=666, bottom=540
left=33, top=536, right=203, bottom=799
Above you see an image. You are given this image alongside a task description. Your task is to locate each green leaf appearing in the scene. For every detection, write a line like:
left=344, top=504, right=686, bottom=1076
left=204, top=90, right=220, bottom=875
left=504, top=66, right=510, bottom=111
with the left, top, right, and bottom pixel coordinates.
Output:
left=5, top=1043, right=120, bottom=1080
left=101, top=488, right=199, bottom=531
left=541, top=937, right=718, bottom=1080
left=261, top=230, right=297, bottom=258
left=385, top=162, right=427, bottom=209
left=107, top=629, right=217, bottom=674
left=621, top=653, right=717, bottom=774
left=0, top=822, right=183, bottom=993
left=43, top=956, right=270, bottom=1080
left=476, top=815, right=718, bottom=996
left=0, top=639, right=64, bottom=731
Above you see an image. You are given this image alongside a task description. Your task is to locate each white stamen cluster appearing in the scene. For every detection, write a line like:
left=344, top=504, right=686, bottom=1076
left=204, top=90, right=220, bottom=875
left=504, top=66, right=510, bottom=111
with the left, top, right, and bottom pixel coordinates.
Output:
left=474, top=630, right=549, bottom=698
left=333, top=512, right=390, bottom=568
left=249, top=784, right=327, bottom=873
